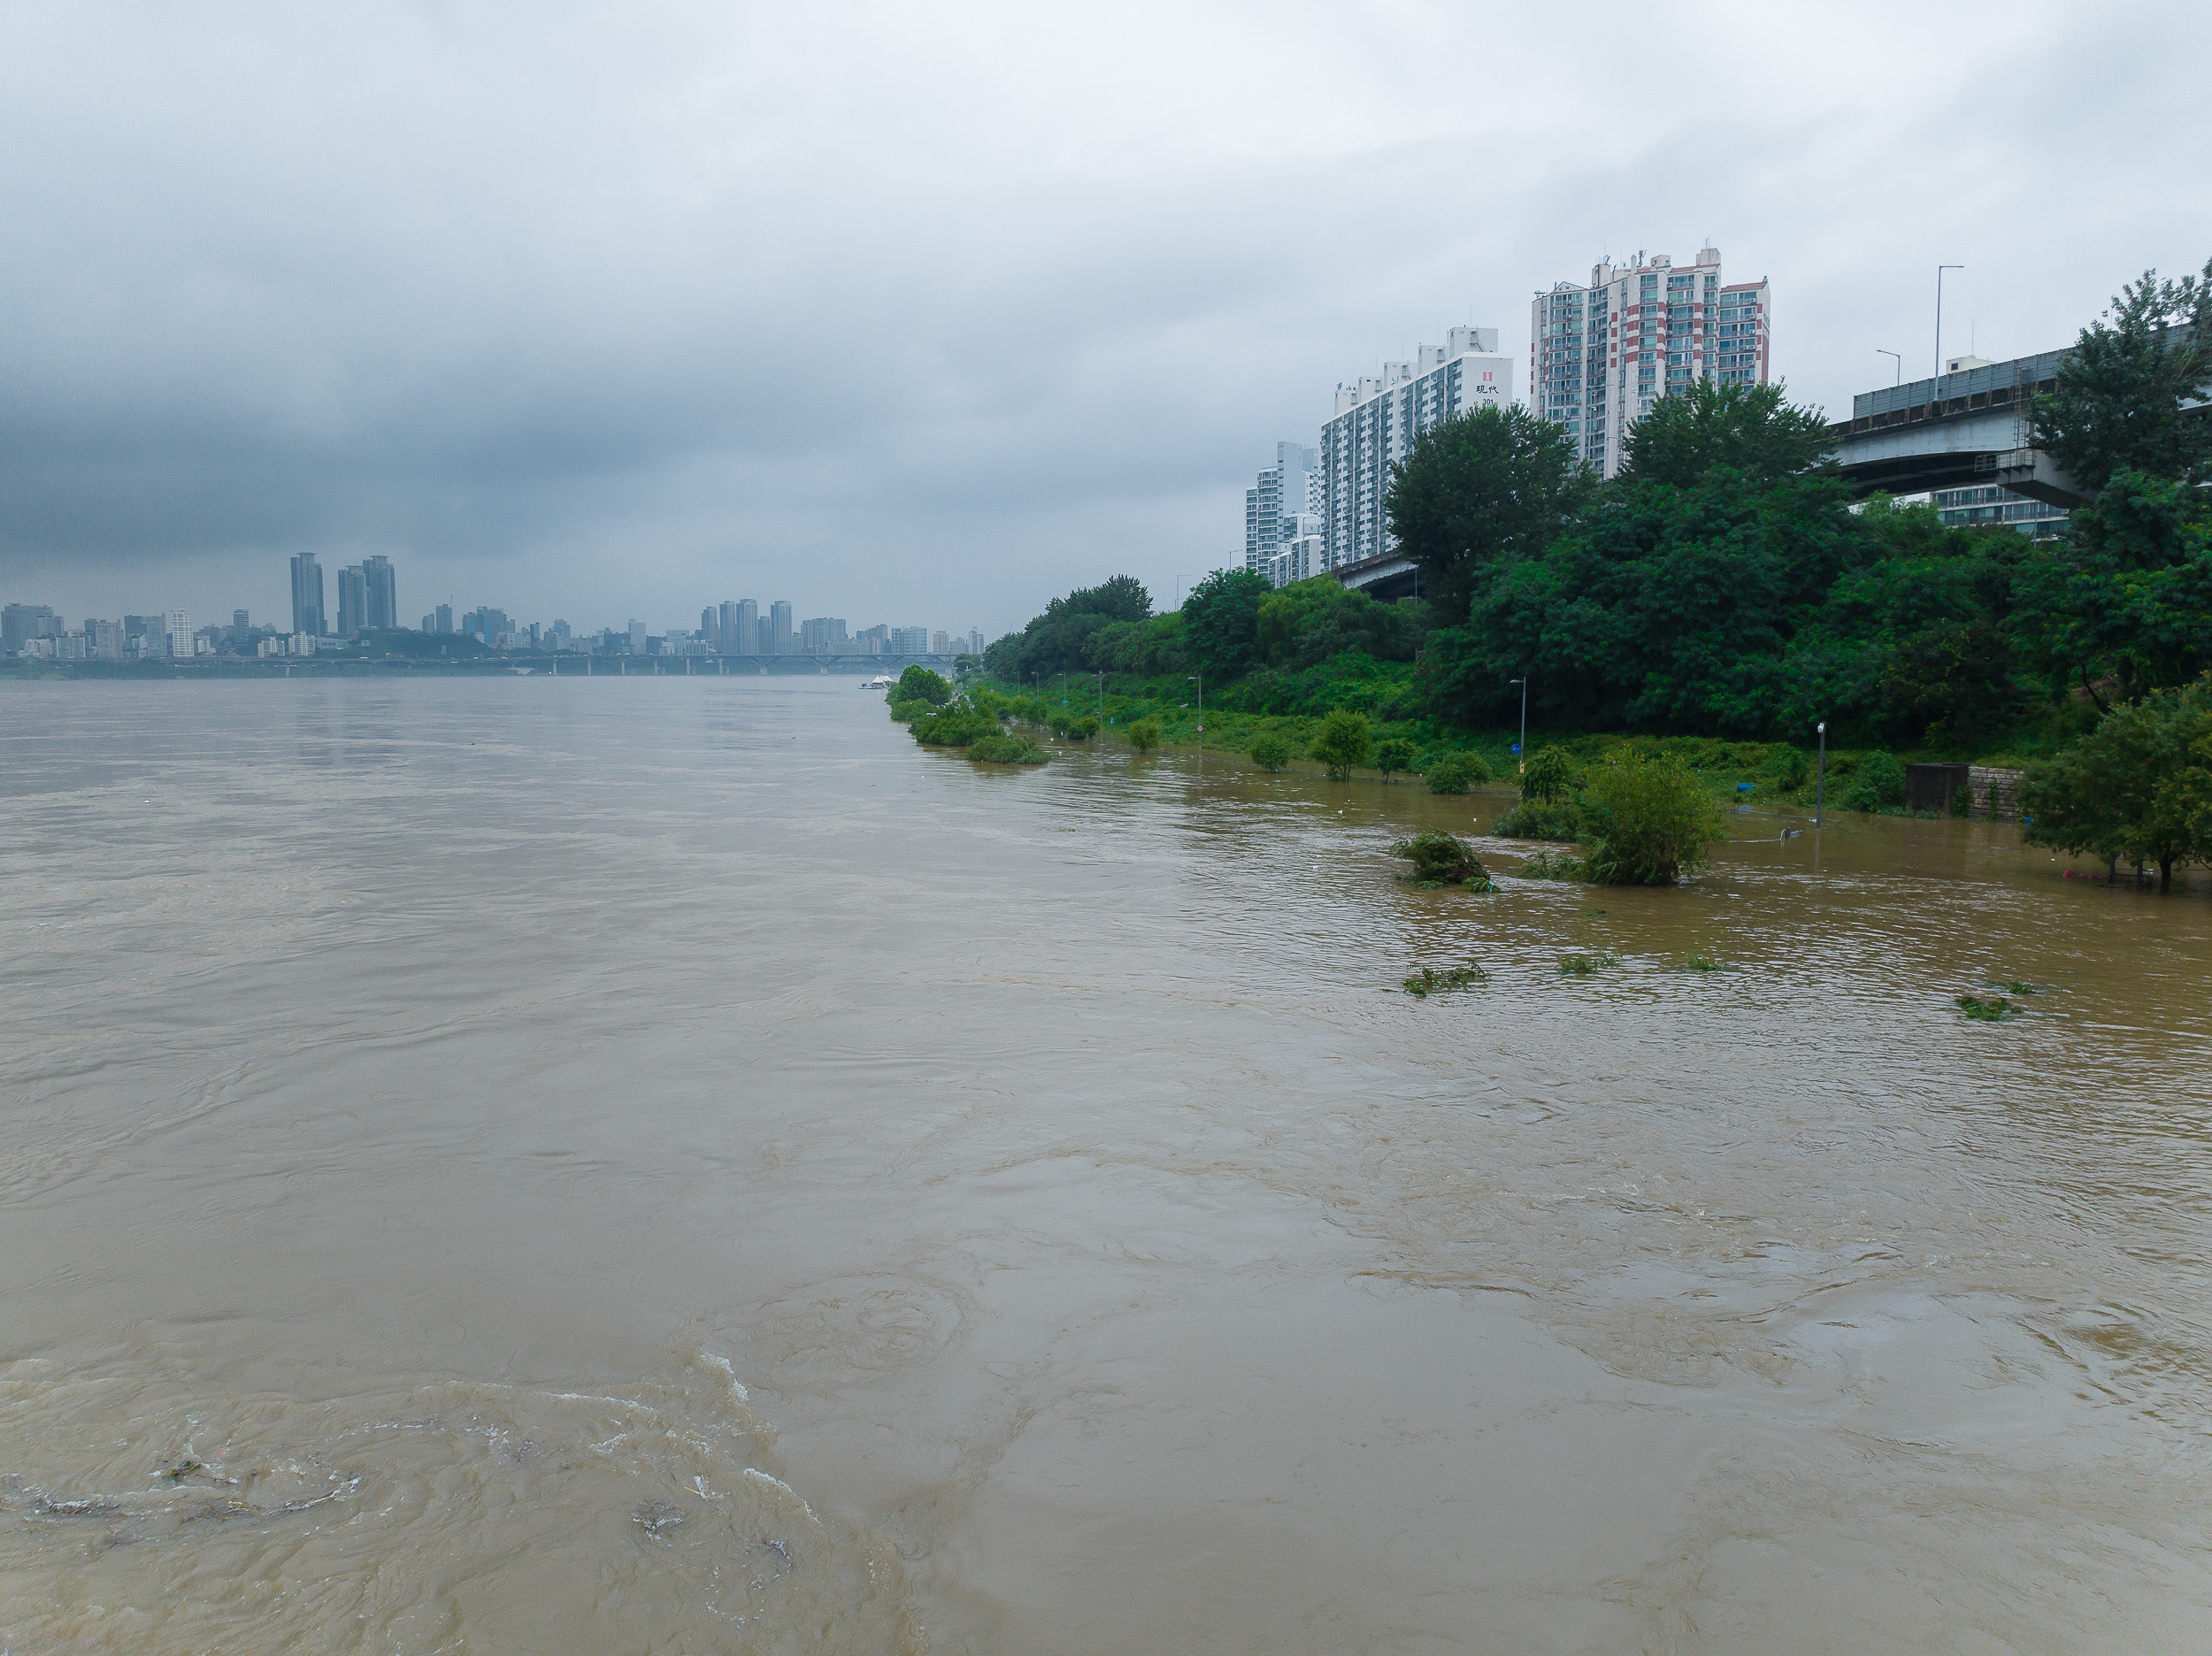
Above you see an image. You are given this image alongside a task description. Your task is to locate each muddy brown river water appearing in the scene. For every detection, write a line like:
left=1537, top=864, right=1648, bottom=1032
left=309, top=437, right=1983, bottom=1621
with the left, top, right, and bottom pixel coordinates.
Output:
left=3, top=677, right=2209, bottom=1653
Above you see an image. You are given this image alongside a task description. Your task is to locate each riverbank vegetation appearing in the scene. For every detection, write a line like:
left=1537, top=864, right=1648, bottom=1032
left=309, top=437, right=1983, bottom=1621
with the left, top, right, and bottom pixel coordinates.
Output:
left=967, top=257, right=2212, bottom=886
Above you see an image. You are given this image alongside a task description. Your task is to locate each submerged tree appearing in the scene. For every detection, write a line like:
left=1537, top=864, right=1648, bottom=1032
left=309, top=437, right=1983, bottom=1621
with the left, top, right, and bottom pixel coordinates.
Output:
left=1308, top=709, right=1372, bottom=780
left=2022, top=678, right=2212, bottom=892
left=1575, top=748, right=1730, bottom=886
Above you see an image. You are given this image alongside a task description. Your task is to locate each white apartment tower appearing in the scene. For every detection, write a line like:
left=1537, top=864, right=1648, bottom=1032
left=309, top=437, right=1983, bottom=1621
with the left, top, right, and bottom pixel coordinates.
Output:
left=1530, top=247, right=1771, bottom=479
left=1320, top=326, right=1512, bottom=569
left=1245, top=443, right=1320, bottom=574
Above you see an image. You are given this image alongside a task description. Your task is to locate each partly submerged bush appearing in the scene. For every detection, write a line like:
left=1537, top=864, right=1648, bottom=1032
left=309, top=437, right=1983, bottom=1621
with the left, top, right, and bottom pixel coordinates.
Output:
left=1955, top=993, right=2015, bottom=1021
left=1127, top=718, right=1162, bottom=753
left=1517, top=848, right=1588, bottom=880
left=1492, top=798, right=1582, bottom=840
left=888, top=696, right=935, bottom=724
left=1374, top=738, right=1417, bottom=782
left=1556, top=952, right=1619, bottom=976
left=1576, top=748, right=1730, bottom=886
left=1309, top=709, right=1372, bottom=779
left=1520, top=746, right=1577, bottom=802
left=968, top=732, right=1049, bottom=765
left=1424, top=751, right=1493, bottom=794
left=1403, top=962, right=1487, bottom=997
left=896, top=664, right=954, bottom=707
left=1839, top=750, right=1907, bottom=813
left=1069, top=714, right=1100, bottom=740
left=1388, top=831, right=1494, bottom=888
left=1248, top=733, right=1292, bottom=771
left=909, top=702, right=1002, bottom=748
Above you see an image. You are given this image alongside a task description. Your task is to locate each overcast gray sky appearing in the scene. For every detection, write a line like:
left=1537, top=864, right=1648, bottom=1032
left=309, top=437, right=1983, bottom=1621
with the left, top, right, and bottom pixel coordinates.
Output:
left=4, top=0, right=2207, bottom=639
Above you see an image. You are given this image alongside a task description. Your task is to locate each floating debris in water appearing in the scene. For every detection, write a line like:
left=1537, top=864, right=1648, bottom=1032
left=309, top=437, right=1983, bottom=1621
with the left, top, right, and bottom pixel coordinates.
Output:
left=161, top=1459, right=203, bottom=1483
left=1557, top=953, right=1618, bottom=976
left=1684, top=954, right=1723, bottom=972
left=1955, top=994, right=2015, bottom=1021
left=633, top=1501, right=687, bottom=1536
left=1990, top=979, right=2039, bottom=995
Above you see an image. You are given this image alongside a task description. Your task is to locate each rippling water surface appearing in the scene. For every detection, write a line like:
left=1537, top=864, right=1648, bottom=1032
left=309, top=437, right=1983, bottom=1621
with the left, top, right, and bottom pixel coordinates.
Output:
left=4, top=678, right=2209, bottom=1653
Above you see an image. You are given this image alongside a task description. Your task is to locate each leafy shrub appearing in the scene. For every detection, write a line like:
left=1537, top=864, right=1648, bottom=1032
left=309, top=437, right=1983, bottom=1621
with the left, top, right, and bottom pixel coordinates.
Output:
left=1517, top=848, right=1587, bottom=880
left=1007, top=694, right=1049, bottom=723
left=1403, top=963, right=1487, bottom=997
left=888, top=697, right=934, bottom=724
left=1557, top=952, right=1618, bottom=976
left=896, top=665, right=954, bottom=706
left=1774, top=747, right=1810, bottom=791
left=1127, top=718, right=1162, bottom=753
left=1388, top=832, right=1493, bottom=887
left=1424, top=751, right=1492, bottom=794
left=1047, top=710, right=1075, bottom=736
left=1955, top=993, right=2014, bottom=1021
left=1839, top=750, right=1907, bottom=812
left=1491, top=799, right=1582, bottom=840
left=1576, top=748, right=1730, bottom=886
left=1374, top=738, right=1417, bottom=782
left=1070, top=715, right=1100, bottom=740
left=1520, top=746, right=1576, bottom=802
left=968, top=732, right=1049, bottom=765
left=1249, top=733, right=1291, bottom=771
left=1684, top=954, right=1723, bottom=971
left=1309, top=709, right=1372, bottom=779
left=909, top=703, right=1002, bottom=748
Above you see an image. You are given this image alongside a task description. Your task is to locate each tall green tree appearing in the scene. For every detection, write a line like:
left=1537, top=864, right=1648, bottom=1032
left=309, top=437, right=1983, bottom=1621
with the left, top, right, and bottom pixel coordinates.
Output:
left=2034, top=257, right=2212, bottom=492
left=1617, top=379, right=1836, bottom=488
left=1180, top=567, right=1272, bottom=680
left=2021, top=677, right=2212, bottom=892
left=1386, top=404, right=1593, bottom=623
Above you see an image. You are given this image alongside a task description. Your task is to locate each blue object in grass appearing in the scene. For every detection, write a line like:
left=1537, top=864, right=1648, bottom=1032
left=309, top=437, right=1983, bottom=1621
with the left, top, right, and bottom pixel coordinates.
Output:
left=1737, top=783, right=1755, bottom=792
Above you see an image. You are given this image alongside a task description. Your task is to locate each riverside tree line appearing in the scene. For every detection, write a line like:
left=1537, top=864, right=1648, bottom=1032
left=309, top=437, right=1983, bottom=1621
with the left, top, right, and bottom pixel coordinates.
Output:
left=968, top=258, right=2212, bottom=889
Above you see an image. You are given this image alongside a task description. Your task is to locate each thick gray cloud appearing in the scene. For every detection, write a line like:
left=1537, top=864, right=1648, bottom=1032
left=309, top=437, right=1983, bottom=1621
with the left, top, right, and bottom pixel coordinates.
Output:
left=4, top=0, right=2207, bottom=636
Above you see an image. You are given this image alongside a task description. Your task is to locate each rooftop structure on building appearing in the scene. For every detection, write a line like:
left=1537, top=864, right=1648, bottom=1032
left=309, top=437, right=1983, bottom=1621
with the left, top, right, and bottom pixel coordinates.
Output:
left=1530, top=247, right=1770, bottom=480
left=1320, top=326, right=1510, bottom=570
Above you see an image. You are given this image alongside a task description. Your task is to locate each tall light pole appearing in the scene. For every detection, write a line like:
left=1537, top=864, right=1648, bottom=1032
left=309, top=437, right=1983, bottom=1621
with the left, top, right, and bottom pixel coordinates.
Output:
left=1815, top=720, right=1827, bottom=826
left=1935, top=264, right=1964, bottom=384
left=1187, top=674, right=1202, bottom=750
left=1509, top=677, right=1528, bottom=774
left=1877, top=349, right=1901, bottom=386
left=1094, top=671, right=1105, bottom=717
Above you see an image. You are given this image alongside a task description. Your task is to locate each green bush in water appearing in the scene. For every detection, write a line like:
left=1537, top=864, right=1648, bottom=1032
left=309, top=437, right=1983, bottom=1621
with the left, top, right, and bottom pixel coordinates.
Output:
left=1520, top=746, right=1576, bottom=802
left=1492, top=798, right=1582, bottom=840
left=1557, top=952, right=1619, bottom=976
left=1576, top=748, right=1730, bottom=886
left=1839, top=750, right=1907, bottom=812
left=909, top=702, right=1002, bottom=748
left=1127, top=718, right=1162, bottom=753
left=1070, top=715, right=1100, bottom=740
left=1374, top=738, right=1417, bottom=782
left=1249, top=733, right=1292, bottom=771
left=1309, top=709, right=1372, bottom=779
left=896, top=665, right=954, bottom=707
left=1955, top=993, right=2014, bottom=1021
left=1424, top=751, right=1493, bottom=794
left=1403, top=963, right=1487, bottom=997
left=1388, top=832, right=1494, bottom=888
left=1517, top=848, right=1587, bottom=880
left=968, top=732, right=1049, bottom=765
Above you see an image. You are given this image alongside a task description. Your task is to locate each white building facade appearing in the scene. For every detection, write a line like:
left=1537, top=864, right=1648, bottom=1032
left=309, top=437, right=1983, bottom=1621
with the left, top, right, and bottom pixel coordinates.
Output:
left=1530, top=247, right=1770, bottom=479
left=1319, top=326, right=1511, bottom=569
left=1245, top=442, right=1320, bottom=574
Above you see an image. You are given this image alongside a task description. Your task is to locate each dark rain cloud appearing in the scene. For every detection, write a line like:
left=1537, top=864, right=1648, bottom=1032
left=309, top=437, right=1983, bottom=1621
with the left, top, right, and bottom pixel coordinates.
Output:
left=3, top=0, right=2206, bottom=634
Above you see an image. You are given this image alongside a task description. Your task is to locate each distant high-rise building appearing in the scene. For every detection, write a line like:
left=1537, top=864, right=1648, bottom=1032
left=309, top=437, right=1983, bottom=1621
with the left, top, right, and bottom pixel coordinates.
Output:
left=88, top=618, right=125, bottom=658
left=801, top=617, right=848, bottom=652
left=166, top=608, right=193, bottom=658
left=1530, top=246, right=1770, bottom=479
left=769, top=601, right=794, bottom=655
left=335, top=564, right=367, bottom=637
left=627, top=619, right=647, bottom=655
left=434, top=602, right=453, bottom=634
left=1321, top=326, right=1512, bottom=569
left=361, top=555, right=397, bottom=631
left=463, top=607, right=511, bottom=644
left=889, top=625, right=930, bottom=655
left=230, top=610, right=250, bottom=641
left=1246, top=442, right=1320, bottom=573
left=289, top=553, right=326, bottom=637
left=3, top=603, right=57, bottom=654
left=967, top=629, right=985, bottom=656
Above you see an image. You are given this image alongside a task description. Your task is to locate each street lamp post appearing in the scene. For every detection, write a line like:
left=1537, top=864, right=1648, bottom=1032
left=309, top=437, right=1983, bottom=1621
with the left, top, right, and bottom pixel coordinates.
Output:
left=1877, top=349, right=1901, bottom=386
left=1187, top=674, right=1202, bottom=750
left=1815, top=720, right=1828, bottom=826
left=1509, top=677, right=1528, bottom=773
left=1935, top=264, right=1964, bottom=382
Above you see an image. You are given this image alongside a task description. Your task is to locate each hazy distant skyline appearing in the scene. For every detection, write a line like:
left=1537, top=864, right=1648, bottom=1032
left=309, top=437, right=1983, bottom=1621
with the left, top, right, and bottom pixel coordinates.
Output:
left=4, top=0, right=2208, bottom=637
